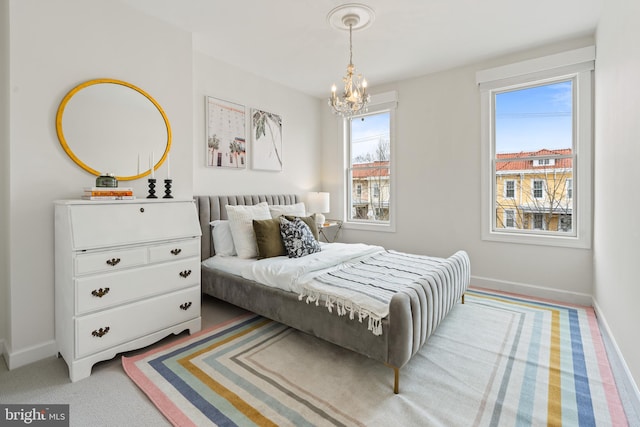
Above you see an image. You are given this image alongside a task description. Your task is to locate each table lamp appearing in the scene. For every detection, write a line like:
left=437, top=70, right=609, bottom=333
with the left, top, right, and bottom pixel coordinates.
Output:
left=307, top=192, right=330, bottom=226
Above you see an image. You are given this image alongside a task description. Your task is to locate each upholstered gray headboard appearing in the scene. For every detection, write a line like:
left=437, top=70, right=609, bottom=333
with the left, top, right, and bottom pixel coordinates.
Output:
left=194, top=194, right=300, bottom=260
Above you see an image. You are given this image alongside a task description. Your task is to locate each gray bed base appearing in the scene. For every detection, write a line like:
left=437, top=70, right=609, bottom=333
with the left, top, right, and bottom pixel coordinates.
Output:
left=195, top=194, right=468, bottom=393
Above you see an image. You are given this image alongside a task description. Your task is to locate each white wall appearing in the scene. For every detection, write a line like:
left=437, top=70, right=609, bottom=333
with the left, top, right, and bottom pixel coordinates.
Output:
left=594, top=0, right=640, bottom=390
left=0, top=0, right=9, bottom=361
left=322, top=37, right=595, bottom=303
left=4, top=0, right=193, bottom=368
left=192, top=52, right=322, bottom=196
left=3, top=1, right=325, bottom=369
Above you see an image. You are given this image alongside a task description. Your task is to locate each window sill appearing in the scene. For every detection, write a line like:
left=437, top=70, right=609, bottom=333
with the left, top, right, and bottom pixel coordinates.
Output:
left=482, top=229, right=591, bottom=249
left=343, top=221, right=396, bottom=233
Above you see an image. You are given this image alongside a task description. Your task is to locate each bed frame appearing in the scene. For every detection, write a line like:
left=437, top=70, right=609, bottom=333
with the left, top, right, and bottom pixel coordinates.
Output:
left=195, top=194, right=470, bottom=393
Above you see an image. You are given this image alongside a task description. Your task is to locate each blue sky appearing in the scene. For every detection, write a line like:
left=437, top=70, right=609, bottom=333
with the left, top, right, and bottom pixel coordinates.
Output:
left=350, top=111, right=390, bottom=160
left=495, top=80, right=573, bottom=153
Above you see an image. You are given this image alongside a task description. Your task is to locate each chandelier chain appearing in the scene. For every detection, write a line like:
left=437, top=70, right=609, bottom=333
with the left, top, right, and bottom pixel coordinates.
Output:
left=349, top=24, right=353, bottom=66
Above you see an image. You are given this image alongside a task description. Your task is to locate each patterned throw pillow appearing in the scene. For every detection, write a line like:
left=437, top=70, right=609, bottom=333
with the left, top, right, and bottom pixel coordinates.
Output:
left=279, top=217, right=321, bottom=258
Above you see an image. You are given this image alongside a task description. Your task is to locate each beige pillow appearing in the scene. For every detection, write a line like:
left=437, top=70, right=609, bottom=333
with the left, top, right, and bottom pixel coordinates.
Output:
left=226, top=202, right=271, bottom=258
left=252, top=218, right=286, bottom=259
left=269, top=202, right=306, bottom=218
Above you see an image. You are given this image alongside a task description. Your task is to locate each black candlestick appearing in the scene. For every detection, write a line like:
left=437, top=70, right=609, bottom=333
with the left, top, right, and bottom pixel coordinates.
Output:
left=163, top=179, right=173, bottom=199
left=147, top=178, right=158, bottom=199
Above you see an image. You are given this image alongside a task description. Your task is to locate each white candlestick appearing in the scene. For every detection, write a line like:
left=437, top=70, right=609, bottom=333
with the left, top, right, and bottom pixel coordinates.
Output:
left=150, top=152, right=155, bottom=179
left=167, top=153, right=171, bottom=179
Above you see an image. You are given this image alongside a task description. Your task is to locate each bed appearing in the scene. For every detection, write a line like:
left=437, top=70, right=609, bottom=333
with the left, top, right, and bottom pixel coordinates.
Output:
left=195, top=194, right=470, bottom=393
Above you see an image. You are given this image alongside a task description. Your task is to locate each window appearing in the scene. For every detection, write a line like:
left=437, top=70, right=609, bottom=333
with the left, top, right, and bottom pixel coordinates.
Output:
left=349, top=112, right=389, bottom=222
left=505, top=180, right=515, bottom=199
left=373, top=184, right=380, bottom=199
left=533, top=213, right=545, bottom=230
left=344, top=91, right=397, bottom=231
left=478, top=46, right=594, bottom=248
left=505, top=209, right=516, bottom=228
left=535, top=158, right=555, bottom=166
left=532, top=179, right=545, bottom=199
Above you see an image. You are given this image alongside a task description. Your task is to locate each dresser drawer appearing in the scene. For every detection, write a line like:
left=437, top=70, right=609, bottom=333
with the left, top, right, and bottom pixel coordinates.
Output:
left=75, top=247, right=147, bottom=275
left=75, top=285, right=200, bottom=358
left=75, top=258, right=200, bottom=314
left=149, top=239, right=200, bottom=263
left=68, top=201, right=201, bottom=250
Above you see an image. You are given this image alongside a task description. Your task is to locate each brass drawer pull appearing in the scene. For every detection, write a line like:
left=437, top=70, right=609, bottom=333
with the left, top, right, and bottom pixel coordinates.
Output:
left=91, top=327, right=110, bottom=338
left=91, top=287, right=110, bottom=298
left=180, top=302, right=192, bottom=311
left=106, top=258, right=121, bottom=267
left=170, top=248, right=182, bottom=256
left=179, top=270, right=192, bottom=278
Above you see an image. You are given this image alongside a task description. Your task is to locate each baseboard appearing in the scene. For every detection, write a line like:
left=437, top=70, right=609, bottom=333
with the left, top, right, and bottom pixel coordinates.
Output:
left=4, top=339, right=57, bottom=370
left=471, top=275, right=593, bottom=306
left=592, top=298, right=640, bottom=419
left=0, top=338, right=7, bottom=370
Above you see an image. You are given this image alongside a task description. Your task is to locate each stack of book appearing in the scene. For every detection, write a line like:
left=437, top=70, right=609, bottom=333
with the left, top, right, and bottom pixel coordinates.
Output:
left=82, top=187, right=135, bottom=200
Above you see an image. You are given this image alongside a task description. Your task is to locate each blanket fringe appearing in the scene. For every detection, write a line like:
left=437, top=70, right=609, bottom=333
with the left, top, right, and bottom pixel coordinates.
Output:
left=300, top=290, right=383, bottom=336
left=325, top=296, right=334, bottom=313
left=301, top=291, right=321, bottom=307
left=368, top=316, right=382, bottom=336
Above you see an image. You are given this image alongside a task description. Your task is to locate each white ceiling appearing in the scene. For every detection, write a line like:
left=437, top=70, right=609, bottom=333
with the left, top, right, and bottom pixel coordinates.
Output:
left=119, top=0, right=602, bottom=98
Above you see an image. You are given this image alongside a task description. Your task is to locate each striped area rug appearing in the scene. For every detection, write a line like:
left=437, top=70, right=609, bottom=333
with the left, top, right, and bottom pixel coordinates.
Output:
left=122, top=288, right=628, bottom=426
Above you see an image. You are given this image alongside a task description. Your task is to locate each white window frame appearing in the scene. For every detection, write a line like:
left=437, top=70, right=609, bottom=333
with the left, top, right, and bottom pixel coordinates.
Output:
left=535, top=158, right=555, bottom=166
left=533, top=213, right=545, bottom=230
left=566, top=178, right=573, bottom=199
left=477, top=46, right=593, bottom=249
left=372, top=183, right=380, bottom=199
left=341, top=91, right=398, bottom=232
left=532, top=179, right=545, bottom=200
left=505, top=209, right=516, bottom=228
left=504, top=180, right=516, bottom=199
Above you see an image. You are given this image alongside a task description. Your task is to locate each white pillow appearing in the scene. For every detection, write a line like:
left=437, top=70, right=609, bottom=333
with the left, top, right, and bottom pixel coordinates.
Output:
left=269, top=202, right=306, bottom=218
left=209, top=220, right=236, bottom=256
left=226, top=202, right=271, bottom=258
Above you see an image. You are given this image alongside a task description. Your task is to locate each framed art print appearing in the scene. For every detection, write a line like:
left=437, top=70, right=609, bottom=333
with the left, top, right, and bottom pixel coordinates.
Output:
left=251, top=108, right=282, bottom=171
left=206, top=96, right=246, bottom=169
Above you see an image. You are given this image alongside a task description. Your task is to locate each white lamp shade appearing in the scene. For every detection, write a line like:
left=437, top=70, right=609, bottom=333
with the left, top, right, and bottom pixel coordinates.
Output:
left=307, top=192, right=330, bottom=213
left=307, top=192, right=330, bottom=225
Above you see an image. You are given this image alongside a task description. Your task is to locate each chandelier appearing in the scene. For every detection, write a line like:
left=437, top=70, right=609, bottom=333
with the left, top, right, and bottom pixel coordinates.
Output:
left=328, top=5, right=374, bottom=117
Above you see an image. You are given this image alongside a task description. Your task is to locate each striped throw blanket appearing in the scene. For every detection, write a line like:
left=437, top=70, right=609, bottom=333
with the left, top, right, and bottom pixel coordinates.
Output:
left=299, top=250, right=468, bottom=335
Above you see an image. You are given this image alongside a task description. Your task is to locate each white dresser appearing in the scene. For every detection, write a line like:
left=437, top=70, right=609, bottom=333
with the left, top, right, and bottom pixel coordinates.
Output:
left=54, top=199, right=202, bottom=381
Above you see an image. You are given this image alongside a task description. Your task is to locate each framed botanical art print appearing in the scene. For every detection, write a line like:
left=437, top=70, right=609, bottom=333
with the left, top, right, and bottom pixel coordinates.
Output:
left=205, top=96, right=246, bottom=169
left=251, top=108, right=282, bottom=171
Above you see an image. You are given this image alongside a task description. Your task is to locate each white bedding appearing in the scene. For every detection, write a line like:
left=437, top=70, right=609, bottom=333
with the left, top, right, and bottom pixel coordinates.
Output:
left=202, top=242, right=469, bottom=336
left=201, top=242, right=384, bottom=294
left=201, top=254, right=255, bottom=276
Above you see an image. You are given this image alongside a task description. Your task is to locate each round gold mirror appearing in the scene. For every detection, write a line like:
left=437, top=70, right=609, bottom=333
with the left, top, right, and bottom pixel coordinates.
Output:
left=56, top=78, right=171, bottom=181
